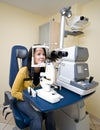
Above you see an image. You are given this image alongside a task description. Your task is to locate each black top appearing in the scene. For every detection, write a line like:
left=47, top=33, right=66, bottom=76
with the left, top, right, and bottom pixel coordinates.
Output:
left=33, top=67, right=45, bottom=86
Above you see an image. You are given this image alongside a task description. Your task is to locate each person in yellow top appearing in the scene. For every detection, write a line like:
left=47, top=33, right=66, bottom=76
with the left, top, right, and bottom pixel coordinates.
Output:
left=11, top=44, right=56, bottom=130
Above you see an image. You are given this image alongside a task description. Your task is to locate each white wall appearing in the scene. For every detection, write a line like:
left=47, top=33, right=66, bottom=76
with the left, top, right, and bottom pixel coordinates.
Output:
left=0, top=2, right=48, bottom=104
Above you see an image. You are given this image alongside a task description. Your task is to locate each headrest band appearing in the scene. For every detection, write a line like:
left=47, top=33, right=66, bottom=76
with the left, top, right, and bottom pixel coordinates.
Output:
left=16, top=49, right=27, bottom=59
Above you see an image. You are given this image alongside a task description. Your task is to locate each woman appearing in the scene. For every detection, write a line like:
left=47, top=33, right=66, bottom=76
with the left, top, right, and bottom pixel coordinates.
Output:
left=11, top=45, right=56, bottom=130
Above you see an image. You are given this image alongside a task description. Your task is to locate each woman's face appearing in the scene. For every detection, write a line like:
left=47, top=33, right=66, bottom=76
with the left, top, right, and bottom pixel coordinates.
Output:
left=34, top=48, right=46, bottom=64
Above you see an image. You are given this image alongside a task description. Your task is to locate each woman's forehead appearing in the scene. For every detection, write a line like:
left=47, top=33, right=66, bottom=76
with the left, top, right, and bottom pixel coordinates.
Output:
left=35, top=48, right=44, bottom=52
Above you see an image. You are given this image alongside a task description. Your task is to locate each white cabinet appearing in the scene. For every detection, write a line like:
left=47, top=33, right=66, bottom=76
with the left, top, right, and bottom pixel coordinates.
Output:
left=39, top=21, right=60, bottom=50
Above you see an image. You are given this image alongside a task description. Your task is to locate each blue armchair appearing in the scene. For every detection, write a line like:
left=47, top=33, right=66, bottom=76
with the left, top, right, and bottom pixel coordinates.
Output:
left=3, top=45, right=30, bottom=129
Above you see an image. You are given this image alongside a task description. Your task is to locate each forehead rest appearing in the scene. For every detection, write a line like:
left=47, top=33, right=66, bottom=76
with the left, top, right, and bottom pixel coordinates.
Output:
left=16, top=49, right=27, bottom=59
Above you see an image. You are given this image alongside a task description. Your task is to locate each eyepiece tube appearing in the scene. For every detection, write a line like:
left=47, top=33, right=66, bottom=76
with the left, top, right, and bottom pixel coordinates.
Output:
left=58, top=51, right=68, bottom=58
left=50, top=51, right=58, bottom=59
left=50, top=50, right=68, bottom=59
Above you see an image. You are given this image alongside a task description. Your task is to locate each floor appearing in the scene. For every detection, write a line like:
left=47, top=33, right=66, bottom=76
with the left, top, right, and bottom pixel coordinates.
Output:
left=89, top=114, right=100, bottom=130
left=0, top=104, right=100, bottom=130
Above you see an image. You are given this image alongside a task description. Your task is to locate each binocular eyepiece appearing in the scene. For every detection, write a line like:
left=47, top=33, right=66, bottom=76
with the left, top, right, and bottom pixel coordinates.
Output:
left=50, top=50, right=68, bottom=60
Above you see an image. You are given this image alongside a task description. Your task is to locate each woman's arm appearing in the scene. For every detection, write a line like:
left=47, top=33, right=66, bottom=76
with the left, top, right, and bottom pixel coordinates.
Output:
left=11, top=67, right=27, bottom=101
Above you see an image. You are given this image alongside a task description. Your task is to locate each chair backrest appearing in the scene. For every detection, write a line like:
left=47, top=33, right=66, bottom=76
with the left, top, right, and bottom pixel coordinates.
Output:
left=9, top=45, right=28, bottom=87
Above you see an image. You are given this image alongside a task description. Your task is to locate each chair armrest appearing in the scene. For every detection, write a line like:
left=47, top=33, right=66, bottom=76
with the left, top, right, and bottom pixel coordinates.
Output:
left=3, top=91, right=16, bottom=106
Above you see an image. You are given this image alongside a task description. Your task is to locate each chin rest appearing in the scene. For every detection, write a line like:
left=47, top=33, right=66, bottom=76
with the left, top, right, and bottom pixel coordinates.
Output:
left=3, top=45, right=30, bottom=129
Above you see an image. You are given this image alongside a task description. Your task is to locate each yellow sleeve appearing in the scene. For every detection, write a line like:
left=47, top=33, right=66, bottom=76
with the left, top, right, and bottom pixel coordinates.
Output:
left=11, top=67, right=27, bottom=101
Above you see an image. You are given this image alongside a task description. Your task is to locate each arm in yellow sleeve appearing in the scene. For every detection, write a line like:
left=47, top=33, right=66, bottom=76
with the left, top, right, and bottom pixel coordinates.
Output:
left=11, top=67, right=31, bottom=101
